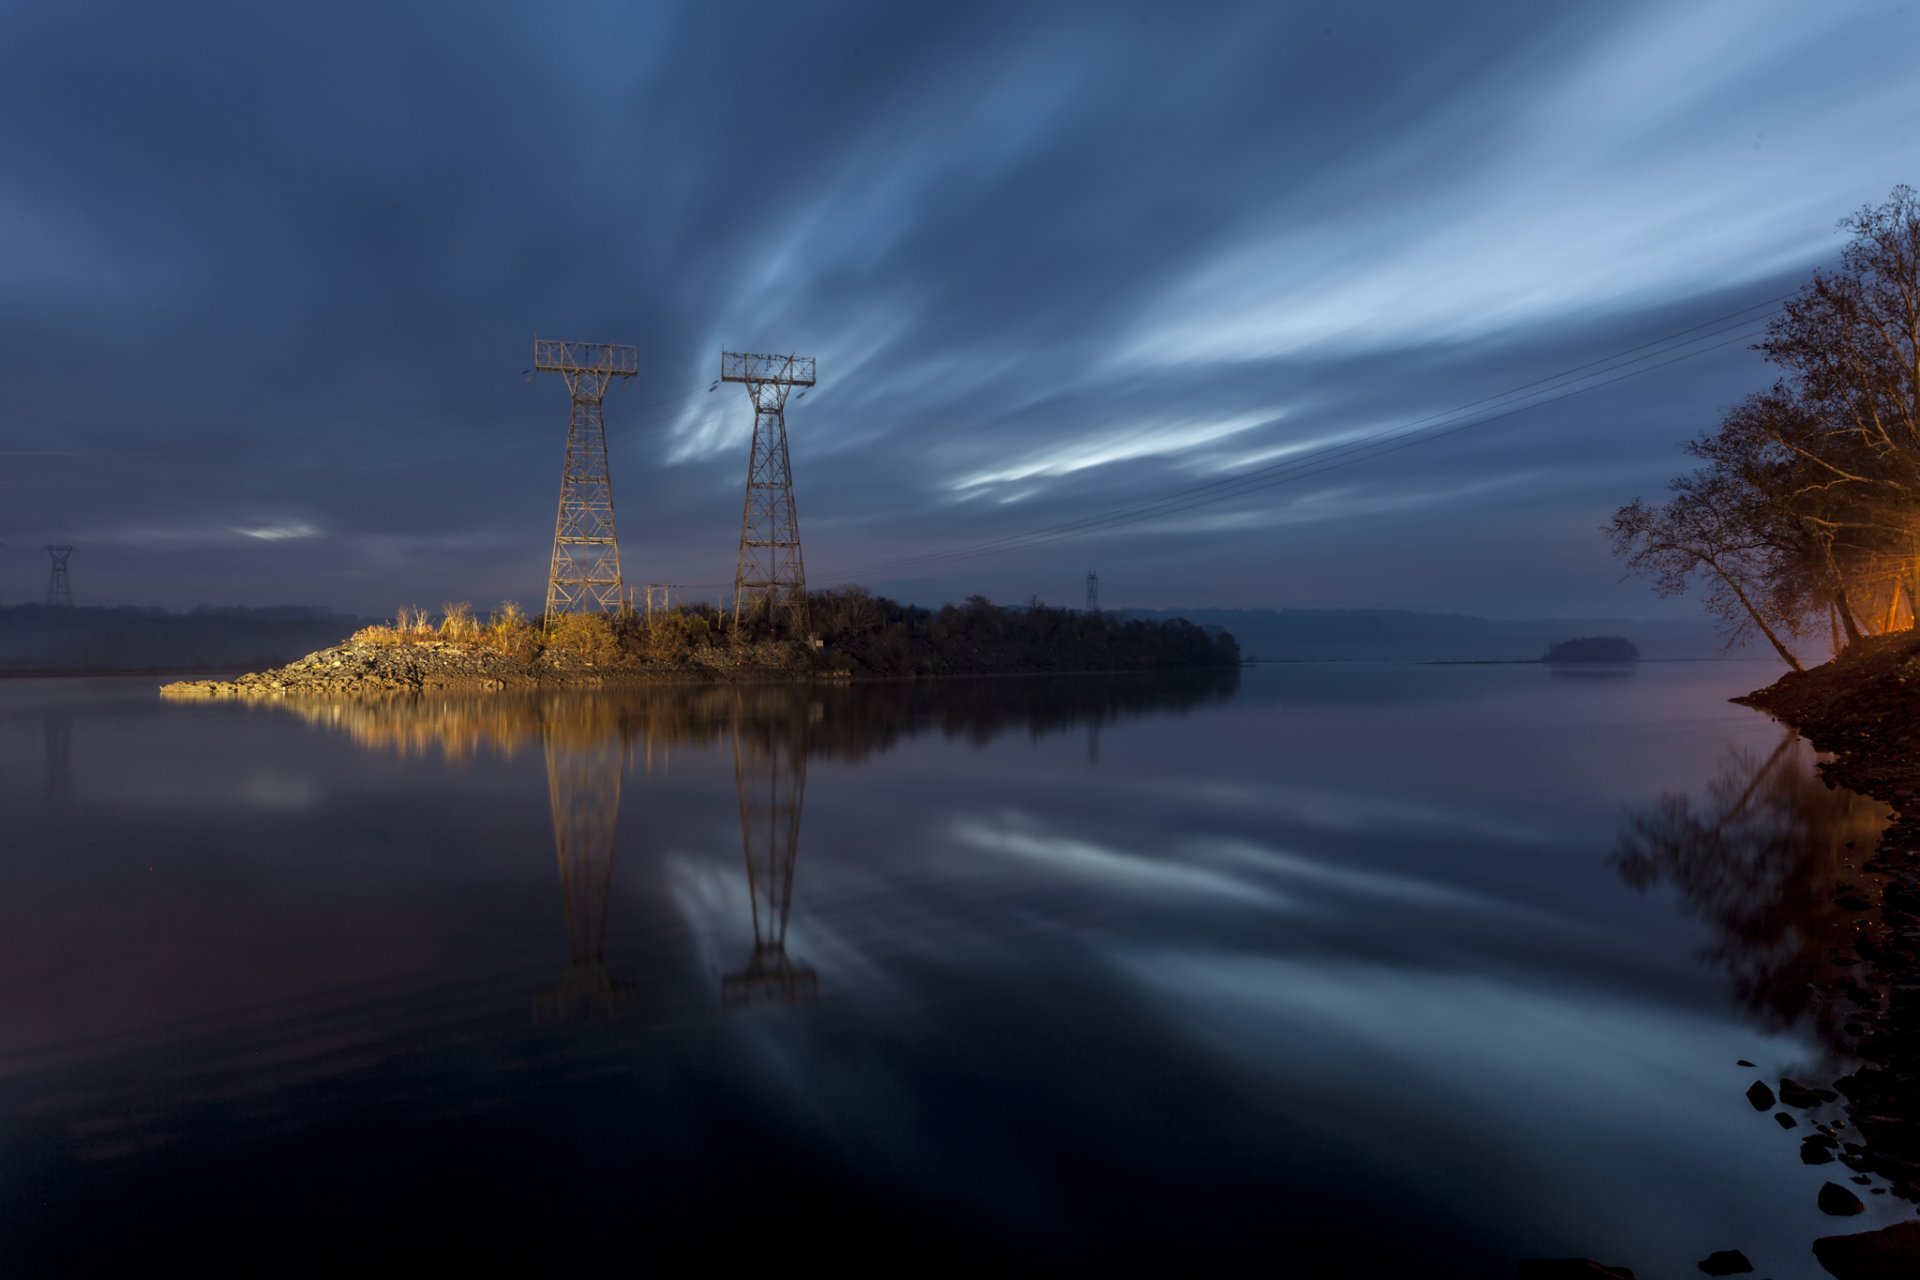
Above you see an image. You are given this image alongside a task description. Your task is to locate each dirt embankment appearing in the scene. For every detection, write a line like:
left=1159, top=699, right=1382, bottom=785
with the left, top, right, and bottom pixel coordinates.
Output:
left=159, top=636, right=814, bottom=698
left=1739, top=630, right=1920, bottom=1206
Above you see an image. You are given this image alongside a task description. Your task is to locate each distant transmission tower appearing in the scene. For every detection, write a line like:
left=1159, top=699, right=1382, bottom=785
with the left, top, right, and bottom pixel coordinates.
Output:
left=535, top=338, right=636, bottom=623
left=45, top=546, right=73, bottom=608
left=722, top=350, right=814, bottom=635
left=1085, top=570, right=1099, bottom=614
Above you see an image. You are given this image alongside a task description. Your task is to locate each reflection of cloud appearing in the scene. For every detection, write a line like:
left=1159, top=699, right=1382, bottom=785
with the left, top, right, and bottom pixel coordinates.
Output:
left=953, top=813, right=1290, bottom=909
left=238, top=774, right=319, bottom=810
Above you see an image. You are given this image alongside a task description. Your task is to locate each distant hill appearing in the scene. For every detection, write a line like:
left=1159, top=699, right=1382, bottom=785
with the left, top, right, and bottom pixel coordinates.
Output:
left=0, top=604, right=382, bottom=673
left=1116, top=606, right=1735, bottom=663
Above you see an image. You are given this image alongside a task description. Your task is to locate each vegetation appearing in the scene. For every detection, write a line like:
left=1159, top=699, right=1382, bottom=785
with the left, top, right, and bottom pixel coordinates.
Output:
left=1608, top=186, right=1920, bottom=670
left=335, top=587, right=1238, bottom=678
left=1542, top=636, right=1639, bottom=664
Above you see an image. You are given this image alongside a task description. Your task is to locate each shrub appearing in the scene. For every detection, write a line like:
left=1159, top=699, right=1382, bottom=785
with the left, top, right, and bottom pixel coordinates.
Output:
left=545, top=610, right=620, bottom=665
left=439, top=602, right=480, bottom=643
left=483, top=600, right=541, bottom=664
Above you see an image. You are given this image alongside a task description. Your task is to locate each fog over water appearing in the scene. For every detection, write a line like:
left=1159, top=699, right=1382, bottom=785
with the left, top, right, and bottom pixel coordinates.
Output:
left=0, top=664, right=1900, bottom=1273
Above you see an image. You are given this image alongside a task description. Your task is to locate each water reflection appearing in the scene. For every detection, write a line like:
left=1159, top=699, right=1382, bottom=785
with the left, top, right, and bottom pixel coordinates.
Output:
left=1614, top=728, right=1920, bottom=1213
left=274, top=672, right=1238, bottom=1022
left=534, top=728, right=634, bottom=1022
left=43, top=708, right=70, bottom=799
left=724, top=695, right=818, bottom=1007
left=1613, top=728, right=1890, bottom=1052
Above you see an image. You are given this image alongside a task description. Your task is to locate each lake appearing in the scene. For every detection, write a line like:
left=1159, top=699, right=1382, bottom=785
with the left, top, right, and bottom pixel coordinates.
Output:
left=0, top=663, right=1903, bottom=1274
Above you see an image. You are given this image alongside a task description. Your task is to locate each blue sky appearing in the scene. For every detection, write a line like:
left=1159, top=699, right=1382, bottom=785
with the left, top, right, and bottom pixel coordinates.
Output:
left=1, top=0, right=1916, bottom=617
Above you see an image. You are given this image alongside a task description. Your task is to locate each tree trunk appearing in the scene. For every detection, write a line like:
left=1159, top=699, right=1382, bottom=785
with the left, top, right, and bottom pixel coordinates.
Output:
left=1832, top=580, right=1865, bottom=645
left=1709, top=559, right=1805, bottom=671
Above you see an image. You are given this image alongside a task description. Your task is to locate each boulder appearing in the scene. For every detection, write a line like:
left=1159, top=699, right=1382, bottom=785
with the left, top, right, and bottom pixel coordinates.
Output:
left=1819, top=1181, right=1866, bottom=1216
left=1780, top=1078, right=1825, bottom=1109
left=1696, top=1248, right=1752, bottom=1275
left=1812, top=1221, right=1920, bottom=1279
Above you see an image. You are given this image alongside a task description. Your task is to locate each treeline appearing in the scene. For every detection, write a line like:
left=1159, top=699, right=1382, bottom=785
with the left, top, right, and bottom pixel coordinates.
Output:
left=0, top=604, right=377, bottom=672
left=276, top=669, right=1242, bottom=762
left=352, top=586, right=1240, bottom=677
left=1609, top=186, right=1920, bottom=671
left=805, top=587, right=1239, bottom=675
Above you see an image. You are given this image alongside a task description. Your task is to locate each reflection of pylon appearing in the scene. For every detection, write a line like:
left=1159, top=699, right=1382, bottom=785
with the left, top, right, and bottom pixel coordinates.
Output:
left=722, top=350, right=813, bottom=636
left=723, top=700, right=818, bottom=1007
left=46, top=546, right=73, bottom=608
left=535, top=339, right=636, bottom=623
left=535, top=729, right=633, bottom=1022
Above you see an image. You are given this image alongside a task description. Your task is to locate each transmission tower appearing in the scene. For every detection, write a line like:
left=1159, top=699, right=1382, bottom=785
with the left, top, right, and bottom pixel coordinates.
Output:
left=45, top=546, right=73, bottom=608
left=722, top=350, right=814, bottom=636
left=723, top=696, right=818, bottom=1008
left=1085, top=570, right=1099, bottom=614
left=535, top=339, right=636, bottom=624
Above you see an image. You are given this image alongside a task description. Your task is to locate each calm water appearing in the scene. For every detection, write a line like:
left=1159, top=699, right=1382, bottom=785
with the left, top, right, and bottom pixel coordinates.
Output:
left=0, top=664, right=1905, bottom=1273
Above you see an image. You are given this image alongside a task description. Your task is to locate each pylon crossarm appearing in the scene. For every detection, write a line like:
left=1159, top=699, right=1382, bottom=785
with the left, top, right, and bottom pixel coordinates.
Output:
left=534, top=340, right=639, bottom=377
left=720, top=351, right=815, bottom=387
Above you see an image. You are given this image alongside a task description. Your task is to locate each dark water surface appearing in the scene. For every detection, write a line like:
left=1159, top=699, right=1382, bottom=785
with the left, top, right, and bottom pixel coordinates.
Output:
left=0, top=664, right=1906, bottom=1273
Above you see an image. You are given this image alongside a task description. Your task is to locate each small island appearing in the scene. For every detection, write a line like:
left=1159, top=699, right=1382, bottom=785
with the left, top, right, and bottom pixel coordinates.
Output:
left=160, top=587, right=1240, bottom=698
left=1540, top=635, right=1640, bottom=665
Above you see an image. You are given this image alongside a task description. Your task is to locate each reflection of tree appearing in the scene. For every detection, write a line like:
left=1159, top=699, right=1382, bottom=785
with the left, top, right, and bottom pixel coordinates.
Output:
left=723, top=694, right=818, bottom=1008
left=267, top=669, right=1238, bottom=765
left=1614, top=729, right=1890, bottom=1050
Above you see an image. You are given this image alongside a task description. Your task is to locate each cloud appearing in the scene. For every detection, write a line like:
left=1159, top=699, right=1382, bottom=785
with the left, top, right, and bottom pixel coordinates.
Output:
left=0, top=0, right=1914, bottom=613
left=233, top=521, right=321, bottom=541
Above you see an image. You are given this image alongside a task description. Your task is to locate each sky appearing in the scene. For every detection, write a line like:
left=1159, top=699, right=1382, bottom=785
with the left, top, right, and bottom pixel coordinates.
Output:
left=1, top=0, right=1917, bottom=619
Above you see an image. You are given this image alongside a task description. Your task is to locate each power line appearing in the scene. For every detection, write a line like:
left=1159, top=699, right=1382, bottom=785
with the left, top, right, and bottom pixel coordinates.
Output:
left=815, top=302, right=1781, bottom=584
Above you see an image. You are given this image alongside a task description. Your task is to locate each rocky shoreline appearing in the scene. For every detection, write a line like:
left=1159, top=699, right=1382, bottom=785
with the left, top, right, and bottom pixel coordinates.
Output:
left=1723, top=632, right=1920, bottom=1274
left=159, top=635, right=816, bottom=698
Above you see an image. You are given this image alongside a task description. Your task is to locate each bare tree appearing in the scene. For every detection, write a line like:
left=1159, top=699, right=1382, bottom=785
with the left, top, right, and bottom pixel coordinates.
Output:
left=1607, top=469, right=1809, bottom=670
left=1610, top=187, right=1920, bottom=661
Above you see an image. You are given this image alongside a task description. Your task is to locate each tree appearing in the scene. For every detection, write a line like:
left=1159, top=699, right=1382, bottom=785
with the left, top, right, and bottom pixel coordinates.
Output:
left=1607, top=468, right=1810, bottom=669
left=1610, top=187, right=1920, bottom=660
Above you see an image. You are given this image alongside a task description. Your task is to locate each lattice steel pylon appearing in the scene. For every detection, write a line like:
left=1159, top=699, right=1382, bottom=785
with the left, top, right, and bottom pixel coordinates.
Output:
left=1086, top=570, right=1099, bottom=614
left=722, top=350, right=814, bottom=636
left=45, top=546, right=73, bottom=608
left=723, top=695, right=818, bottom=1008
left=535, top=339, right=637, bottom=624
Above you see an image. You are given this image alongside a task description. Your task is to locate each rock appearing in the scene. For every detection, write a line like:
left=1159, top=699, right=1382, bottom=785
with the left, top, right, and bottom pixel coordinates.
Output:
left=1736, top=1059, right=1756, bottom=1068
left=1776, top=1111, right=1799, bottom=1129
left=1819, top=1181, right=1866, bottom=1215
left=1746, top=1080, right=1777, bottom=1110
left=1696, top=1248, right=1752, bottom=1274
left=1802, top=1136, right=1838, bottom=1164
left=1515, top=1261, right=1637, bottom=1279
left=1812, top=1221, right=1920, bottom=1279
left=1780, top=1078, right=1825, bottom=1109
